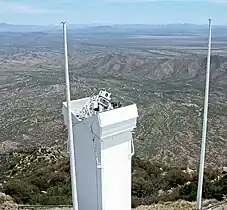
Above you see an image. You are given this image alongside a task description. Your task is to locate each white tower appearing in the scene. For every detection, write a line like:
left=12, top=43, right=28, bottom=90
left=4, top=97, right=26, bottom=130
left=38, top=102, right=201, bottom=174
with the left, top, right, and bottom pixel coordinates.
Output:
left=62, top=92, right=138, bottom=210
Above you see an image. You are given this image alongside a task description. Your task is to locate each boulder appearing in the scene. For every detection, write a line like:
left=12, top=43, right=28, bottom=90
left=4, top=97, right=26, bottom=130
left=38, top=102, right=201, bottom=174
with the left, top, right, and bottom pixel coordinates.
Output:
left=0, top=192, right=17, bottom=210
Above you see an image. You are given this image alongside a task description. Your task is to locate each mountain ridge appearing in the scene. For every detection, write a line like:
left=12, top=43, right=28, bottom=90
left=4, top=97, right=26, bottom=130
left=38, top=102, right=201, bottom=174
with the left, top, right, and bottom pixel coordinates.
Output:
left=73, top=53, right=227, bottom=83
left=1, top=23, right=227, bottom=35
left=1, top=52, right=227, bottom=168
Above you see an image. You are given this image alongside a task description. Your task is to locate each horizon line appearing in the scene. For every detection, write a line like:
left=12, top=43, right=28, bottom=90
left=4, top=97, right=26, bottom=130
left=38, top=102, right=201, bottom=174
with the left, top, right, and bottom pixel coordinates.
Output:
left=1, top=22, right=227, bottom=27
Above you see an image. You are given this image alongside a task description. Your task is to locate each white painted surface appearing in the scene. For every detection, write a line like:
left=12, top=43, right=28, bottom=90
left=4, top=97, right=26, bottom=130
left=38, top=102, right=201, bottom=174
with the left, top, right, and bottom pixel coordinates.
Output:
left=72, top=117, right=101, bottom=210
left=62, top=97, right=138, bottom=210
left=101, top=132, right=132, bottom=210
left=62, top=21, right=78, bottom=210
left=98, top=104, right=138, bottom=127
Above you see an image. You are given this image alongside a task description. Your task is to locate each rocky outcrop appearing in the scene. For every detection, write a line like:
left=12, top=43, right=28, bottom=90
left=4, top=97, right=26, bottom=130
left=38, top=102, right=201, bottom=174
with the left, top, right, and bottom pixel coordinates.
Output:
left=0, top=192, right=17, bottom=210
left=134, top=199, right=221, bottom=210
left=0, top=146, right=67, bottom=181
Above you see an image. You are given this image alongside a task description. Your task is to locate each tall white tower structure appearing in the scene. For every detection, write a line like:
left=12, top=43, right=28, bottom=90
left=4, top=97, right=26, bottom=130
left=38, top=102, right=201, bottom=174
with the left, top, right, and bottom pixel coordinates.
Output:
left=62, top=91, right=138, bottom=210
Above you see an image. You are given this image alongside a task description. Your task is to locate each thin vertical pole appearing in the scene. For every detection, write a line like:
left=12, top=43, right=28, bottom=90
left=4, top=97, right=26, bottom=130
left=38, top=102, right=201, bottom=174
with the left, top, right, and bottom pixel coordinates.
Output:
left=62, top=21, right=78, bottom=210
left=196, top=19, right=212, bottom=210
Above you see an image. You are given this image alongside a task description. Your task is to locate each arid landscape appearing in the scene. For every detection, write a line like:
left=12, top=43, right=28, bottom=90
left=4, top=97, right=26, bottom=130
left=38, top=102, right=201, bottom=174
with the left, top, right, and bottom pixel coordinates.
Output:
left=1, top=23, right=227, bottom=208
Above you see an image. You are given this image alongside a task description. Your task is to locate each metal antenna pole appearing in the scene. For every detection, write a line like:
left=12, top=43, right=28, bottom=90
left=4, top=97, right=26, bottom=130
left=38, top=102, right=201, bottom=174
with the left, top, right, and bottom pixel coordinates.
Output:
left=196, top=19, right=212, bottom=210
left=62, top=21, right=78, bottom=210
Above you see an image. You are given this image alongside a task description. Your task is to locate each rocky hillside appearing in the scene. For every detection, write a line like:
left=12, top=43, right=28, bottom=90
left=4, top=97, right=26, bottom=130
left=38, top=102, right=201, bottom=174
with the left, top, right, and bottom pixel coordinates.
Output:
left=1, top=53, right=227, bottom=168
left=1, top=147, right=227, bottom=208
left=0, top=147, right=71, bottom=205
left=71, top=54, right=227, bottom=168
left=73, top=54, right=227, bottom=82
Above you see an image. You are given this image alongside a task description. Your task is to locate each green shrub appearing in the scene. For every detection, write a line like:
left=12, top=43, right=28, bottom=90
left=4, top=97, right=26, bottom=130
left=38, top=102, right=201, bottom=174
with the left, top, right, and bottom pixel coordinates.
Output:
left=165, top=169, right=190, bottom=188
left=30, top=194, right=72, bottom=205
left=3, top=155, right=227, bottom=207
left=132, top=196, right=141, bottom=208
left=4, top=179, right=39, bottom=204
left=29, top=175, right=50, bottom=191
left=30, top=182, right=72, bottom=205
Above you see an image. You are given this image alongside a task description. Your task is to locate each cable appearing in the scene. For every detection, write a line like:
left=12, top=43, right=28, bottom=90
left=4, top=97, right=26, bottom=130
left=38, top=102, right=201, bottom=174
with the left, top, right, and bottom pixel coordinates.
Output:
left=90, top=119, right=104, bottom=210
left=90, top=120, right=105, bottom=143
left=92, top=136, right=101, bottom=210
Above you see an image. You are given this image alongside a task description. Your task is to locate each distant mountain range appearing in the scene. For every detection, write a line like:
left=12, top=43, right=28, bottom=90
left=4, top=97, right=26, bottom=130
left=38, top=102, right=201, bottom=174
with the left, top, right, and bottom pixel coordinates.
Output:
left=1, top=23, right=227, bottom=37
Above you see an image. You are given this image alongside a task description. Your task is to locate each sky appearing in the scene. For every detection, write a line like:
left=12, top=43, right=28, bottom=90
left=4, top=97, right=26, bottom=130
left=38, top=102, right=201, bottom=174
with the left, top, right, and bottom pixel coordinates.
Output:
left=1, top=0, right=227, bottom=25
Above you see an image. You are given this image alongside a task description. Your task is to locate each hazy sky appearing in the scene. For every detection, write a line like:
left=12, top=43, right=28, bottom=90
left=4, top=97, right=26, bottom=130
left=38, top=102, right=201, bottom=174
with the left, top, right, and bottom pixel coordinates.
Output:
left=0, top=0, right=227, bottom=25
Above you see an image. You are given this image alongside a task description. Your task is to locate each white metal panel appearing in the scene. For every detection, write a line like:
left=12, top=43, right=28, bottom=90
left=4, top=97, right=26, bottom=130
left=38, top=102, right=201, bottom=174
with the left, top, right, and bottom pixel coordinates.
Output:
left=98, top=104, right=138, bottom=127
left=101, top=132, right=132, bottom=210
left=62, top=98, right=138, bottom=210
left=96, top=104, right=138, bottom=139
left=62, top=98, right=91, bottom=124
left=72, top=116, right=101, bottom=210
left=62, top=104, right=80, bottom=126
left=63, top=97, right=90, bottom=110
left=100, top=118, right=136, bottom=139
